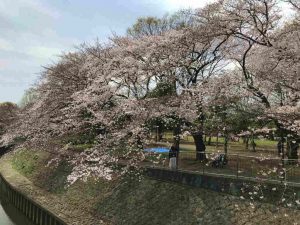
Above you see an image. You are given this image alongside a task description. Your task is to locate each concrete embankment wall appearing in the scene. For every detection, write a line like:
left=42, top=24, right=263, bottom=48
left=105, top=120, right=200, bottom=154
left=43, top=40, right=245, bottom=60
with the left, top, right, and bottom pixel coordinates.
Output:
left=0, top=172, right=68, bottom=225
left=145, top=167, right=300, bottom=204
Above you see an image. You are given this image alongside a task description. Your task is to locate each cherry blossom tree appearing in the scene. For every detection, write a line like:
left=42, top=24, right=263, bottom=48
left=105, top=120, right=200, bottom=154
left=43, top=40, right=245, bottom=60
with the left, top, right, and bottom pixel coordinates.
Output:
left=196, top=0, right=299, bottom=143
left=2, top=0, right=299, bottom=186
left=0, top=102, right=18, bottom=136
left=0, top=102, right=19, bottom=152
left=286, top=0, right=300, bottom=11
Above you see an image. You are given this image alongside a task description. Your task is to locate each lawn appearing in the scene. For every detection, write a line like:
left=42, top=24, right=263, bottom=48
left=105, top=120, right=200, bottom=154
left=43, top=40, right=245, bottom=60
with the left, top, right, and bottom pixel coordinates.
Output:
left=157, top=131, right=278, bottom=155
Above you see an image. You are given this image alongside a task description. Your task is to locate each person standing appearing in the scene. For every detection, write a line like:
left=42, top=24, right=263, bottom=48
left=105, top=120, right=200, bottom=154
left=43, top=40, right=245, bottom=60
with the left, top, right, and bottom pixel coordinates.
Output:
left=169, top=145, right=178, bottom=170
left=277, top=139, right=284, bottom=157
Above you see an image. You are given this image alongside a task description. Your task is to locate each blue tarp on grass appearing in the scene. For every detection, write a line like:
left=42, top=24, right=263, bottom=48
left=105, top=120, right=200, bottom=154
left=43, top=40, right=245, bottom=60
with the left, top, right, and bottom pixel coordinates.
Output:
left=144, top=147, right=169, bottom=153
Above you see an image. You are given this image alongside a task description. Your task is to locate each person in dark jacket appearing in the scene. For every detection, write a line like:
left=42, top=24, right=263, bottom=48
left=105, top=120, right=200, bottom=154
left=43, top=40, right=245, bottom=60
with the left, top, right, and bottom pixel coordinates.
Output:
left=277, top=139, right=284, bottom=157
left=169, top=145, right=177, bottom=158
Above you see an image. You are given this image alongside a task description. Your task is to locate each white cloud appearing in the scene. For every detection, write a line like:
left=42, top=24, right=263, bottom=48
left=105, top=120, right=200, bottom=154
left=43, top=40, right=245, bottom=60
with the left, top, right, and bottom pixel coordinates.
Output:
left=164, top=0, right=216, bottom=11
left=19, top=0, right=61, bottom=19
left=0, top=38, right=14, bottom=51
left=0, top=59, right=9, bottom=69
left=0, top=0, right=60, bottom=19
left=27, top=46, right=62, bottom=60
left=164, top=0, right=293, bottom=16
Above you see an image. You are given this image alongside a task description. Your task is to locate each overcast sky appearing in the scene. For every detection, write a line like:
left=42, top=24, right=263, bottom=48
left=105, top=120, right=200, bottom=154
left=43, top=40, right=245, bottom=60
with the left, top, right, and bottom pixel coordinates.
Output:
left=0, top=0, right=292, bottom=103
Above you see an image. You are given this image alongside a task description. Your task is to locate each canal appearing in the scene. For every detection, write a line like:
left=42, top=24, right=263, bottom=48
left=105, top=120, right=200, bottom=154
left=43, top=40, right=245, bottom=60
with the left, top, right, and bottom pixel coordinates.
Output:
left=0, top=172, right=67, bottom=225
left=0, top=196, right=34, bottom=225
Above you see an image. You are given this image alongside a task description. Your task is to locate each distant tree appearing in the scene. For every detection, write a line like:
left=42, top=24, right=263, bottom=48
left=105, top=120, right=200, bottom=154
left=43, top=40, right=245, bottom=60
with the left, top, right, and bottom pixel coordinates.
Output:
left=127, top=17, right=163, bottom=37
left=19, top=88, right=38, bottom=108
left=127, top=9, right=195, bottom=38
left=0, top=102, right=18, bottom=136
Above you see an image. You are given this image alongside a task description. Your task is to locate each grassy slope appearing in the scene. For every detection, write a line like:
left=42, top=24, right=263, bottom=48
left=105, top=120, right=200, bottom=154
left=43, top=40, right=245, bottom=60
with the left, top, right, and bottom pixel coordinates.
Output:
left=6, top=148, right=300, bottom=225
left=96, top=177, right=300, bottom=225
left=97, top=177, right=232, bottom=225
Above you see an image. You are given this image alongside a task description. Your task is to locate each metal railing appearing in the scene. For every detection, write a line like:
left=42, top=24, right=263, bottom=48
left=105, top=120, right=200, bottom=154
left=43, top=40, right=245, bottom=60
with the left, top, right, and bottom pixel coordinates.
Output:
left=144, top=151, right=300, bottom=184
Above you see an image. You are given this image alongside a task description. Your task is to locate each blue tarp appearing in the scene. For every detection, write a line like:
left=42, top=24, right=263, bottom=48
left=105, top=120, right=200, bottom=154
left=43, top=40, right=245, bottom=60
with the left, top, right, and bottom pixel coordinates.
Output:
left=144, top=147, right=169, bottom=153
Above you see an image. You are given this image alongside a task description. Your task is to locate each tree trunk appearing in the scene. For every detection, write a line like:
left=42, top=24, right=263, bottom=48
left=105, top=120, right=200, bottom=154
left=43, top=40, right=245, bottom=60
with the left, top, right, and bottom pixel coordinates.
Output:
left=277, top=126, right=285, bottom=161
left=208, top=135, right=212, bottom=146
left=192, top=132, right=206, bottom=160
left=158, top=126, right=163, bottom=141
left=251, top=140, right=256, bottom=152
left=224, top=134, right=228, bottom=154
left=245, top=137, right=249, bottom=150
left=287, top=139, right=291, bottom=159
left=216, top=134, right=219, bottom=148
left=277, top=139, right=284, bottom=157
left=250, top=132, right=256, bottom=152
left=173, top=125, right=180, bottom=150
left=289, top=141, right=299, bottom=162
left=136, top=135, right=143, bottom=150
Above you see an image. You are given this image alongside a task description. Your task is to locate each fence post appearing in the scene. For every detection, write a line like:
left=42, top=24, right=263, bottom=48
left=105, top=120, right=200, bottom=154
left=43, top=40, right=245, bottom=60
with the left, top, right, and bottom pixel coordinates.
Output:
left=251, top=159, right=253, bottom=177
left=176, top=151, right=178, bottom=170
left=284, top=159, right=287, bottom=182
left=236, top=154, right=239, bottom=178
left=202, top=156, right=205, bottom=175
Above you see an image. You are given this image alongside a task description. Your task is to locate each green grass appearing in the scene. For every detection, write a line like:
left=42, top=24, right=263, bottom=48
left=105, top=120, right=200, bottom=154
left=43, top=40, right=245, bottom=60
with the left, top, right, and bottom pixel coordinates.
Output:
left=162, top=132, right=226, bottom=143
left=145, top=153, right=168, bottom=162
left=254, top=139, right=277, bottom=147
left=160, top=132, right=277, bottom=153
left=11, top=149, right=45, bottom=177
left=70, top=143, right=94, bottom=152
left=11, top=148, right=73, bottom=194
left=95, top=176, right=300, bottom=225
left=35, top=160, right=73, bottom=193
left=96, top=177, right=233, bottom=225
